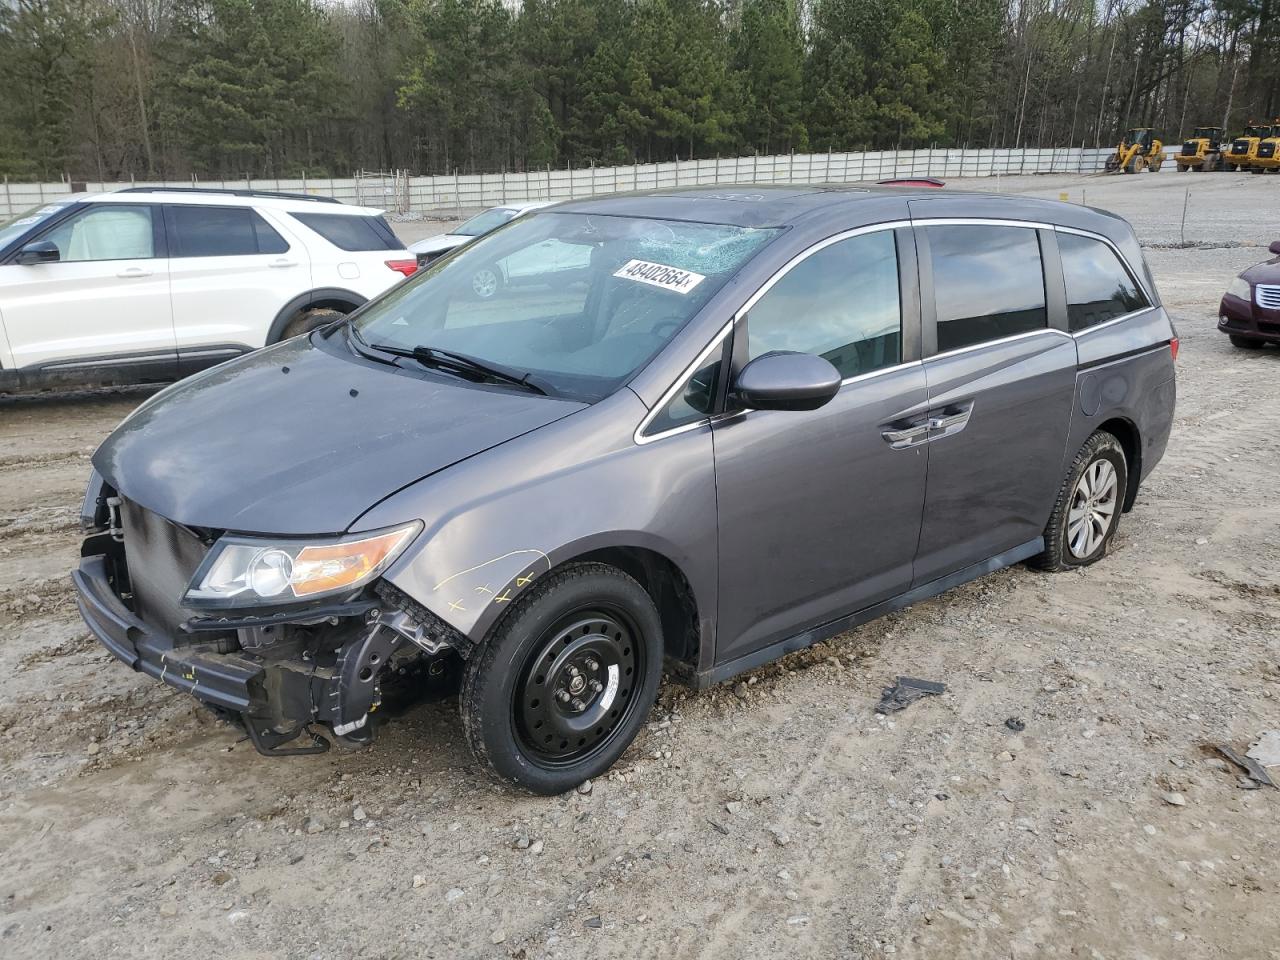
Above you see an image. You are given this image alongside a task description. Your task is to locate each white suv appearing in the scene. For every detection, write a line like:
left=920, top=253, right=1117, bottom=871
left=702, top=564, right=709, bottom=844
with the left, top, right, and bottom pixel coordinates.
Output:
left=0, top=188, right=416, bottom=392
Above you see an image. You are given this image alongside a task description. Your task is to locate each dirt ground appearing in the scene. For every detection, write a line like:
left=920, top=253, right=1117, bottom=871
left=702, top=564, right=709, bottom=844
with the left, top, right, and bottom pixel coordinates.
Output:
left=1, top=172, right=1278, bottom=960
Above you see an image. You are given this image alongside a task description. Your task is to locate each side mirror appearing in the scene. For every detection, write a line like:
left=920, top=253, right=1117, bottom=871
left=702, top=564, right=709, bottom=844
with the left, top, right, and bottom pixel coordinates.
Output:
left=1270, top=240, right=1280, bottom=257
left=732, top=351, right=842, bottom=412
left=16, top=240, right=59, bottom=265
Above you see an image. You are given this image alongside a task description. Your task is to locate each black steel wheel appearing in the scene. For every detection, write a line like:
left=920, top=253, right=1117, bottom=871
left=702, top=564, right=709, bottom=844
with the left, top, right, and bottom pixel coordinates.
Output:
left=461, top=562, right=664, bottom=794
left=514, top=609, right=644, bottom=766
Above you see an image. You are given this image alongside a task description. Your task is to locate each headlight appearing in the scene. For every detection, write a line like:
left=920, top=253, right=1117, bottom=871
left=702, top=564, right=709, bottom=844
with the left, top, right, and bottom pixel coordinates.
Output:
left=1226, top=276, right=1252, bottom=301
left=184, top=522, right=421, bottom=608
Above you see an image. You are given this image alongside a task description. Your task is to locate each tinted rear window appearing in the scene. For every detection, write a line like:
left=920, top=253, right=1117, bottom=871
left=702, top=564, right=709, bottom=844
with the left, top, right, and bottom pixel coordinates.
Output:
left=1057, top=232, right=1149, bottom=332
left=291, top=213, right=401, bottom=251
left=928, top=224, right=1047, bottom=352
left=169, top=206, right=289, bottom=257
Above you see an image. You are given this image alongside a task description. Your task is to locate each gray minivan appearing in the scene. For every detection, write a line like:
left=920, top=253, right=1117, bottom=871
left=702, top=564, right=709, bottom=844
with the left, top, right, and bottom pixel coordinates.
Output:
left=73, top=186, right=1177, bottom=793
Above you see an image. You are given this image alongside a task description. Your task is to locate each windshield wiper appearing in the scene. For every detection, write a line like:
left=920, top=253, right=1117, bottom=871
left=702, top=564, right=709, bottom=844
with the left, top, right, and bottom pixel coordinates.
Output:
left=344, top=323, right=400, bottom=367
left=369, top=342, right=548, bottom=395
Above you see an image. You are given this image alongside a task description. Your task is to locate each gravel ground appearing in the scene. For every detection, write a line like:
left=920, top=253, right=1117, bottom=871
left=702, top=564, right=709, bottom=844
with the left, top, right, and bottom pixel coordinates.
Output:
left=1, top=172, right=1278, bottom=960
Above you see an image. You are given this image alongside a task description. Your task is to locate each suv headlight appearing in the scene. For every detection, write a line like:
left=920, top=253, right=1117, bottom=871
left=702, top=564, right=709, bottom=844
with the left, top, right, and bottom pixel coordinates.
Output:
left=184, top=522, right=421, bottom=608
left=1226, top=276, right=1252, bottom=301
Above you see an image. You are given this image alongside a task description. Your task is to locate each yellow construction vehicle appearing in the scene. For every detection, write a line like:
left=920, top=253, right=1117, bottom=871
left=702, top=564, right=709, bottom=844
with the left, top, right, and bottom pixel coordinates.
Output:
left=1223, top=122, right=1274, bottom=171
left=1250, top=121, right=1280, bottom=173
left=1175, top=126, right=1225, bottom=171
left=1104, top=128, right=1164, bottom=173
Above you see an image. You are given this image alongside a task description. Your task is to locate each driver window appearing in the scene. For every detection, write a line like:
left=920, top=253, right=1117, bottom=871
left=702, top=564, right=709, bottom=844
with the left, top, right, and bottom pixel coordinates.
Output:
left=40, top=205, right=155, bottom=262
left=747, top=230, right=901, bottom=379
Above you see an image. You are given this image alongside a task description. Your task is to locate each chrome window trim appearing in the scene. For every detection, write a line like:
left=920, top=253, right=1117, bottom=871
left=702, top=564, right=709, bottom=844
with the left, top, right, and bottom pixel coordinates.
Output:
left=926, top=327, right=1073, bottom=363
left=732, top=220, right=911, bottom=319
left=1067, top=306, right=1156, bottom=337
left=911, top=217, right=1053, bottom=230
left=633, top=319, right=735, bottom=445
left=1052, top=224, right=1156, bottom=305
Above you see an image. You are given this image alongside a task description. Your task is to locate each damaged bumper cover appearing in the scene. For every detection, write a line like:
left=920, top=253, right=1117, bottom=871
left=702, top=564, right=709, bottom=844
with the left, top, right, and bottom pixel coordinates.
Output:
left=72, top=550, right=464, bottom=755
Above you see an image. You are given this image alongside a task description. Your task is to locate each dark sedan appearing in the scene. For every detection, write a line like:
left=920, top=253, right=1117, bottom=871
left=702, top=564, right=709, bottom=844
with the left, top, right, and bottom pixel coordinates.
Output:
left=1219, top=241, right=1280, bottom=348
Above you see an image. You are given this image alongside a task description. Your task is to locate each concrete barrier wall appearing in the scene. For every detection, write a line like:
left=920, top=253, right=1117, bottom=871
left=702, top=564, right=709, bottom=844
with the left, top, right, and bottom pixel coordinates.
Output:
left=1, top=147, right=1120, bottom=219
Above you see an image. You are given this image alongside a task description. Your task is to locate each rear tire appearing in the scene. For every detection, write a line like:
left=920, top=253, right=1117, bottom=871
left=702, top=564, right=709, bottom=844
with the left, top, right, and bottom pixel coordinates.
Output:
left=281, top=307, right=345, bottom=340
left=461, top=562, right=664, bottom=795
left=1229, top=334, right=1265, bottom=349
left=1029, top=431, right=1128, bottom=573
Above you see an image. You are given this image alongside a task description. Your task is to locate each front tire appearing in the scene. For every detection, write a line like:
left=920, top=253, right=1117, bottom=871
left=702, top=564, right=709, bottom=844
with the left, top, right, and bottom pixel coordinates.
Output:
left=461, top=562, right=664, bottom=794
left=1029, top=431, right=1128, bottom=572
left=282, top=307, right=345, bottom=340
left=1229, top=334, right=1264, bottom=349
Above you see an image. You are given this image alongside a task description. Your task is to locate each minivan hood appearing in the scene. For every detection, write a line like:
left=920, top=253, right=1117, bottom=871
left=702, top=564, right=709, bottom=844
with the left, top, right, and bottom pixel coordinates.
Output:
left=93, top=335, right=585, bottom=534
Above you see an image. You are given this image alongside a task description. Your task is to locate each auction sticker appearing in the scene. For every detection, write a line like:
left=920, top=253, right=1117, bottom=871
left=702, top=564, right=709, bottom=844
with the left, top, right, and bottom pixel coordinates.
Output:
left=613, top=259, right=706, bottom=294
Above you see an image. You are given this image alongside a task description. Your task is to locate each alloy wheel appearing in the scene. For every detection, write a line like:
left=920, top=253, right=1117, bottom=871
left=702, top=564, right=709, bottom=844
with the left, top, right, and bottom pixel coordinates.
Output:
left=471, top=268, right=499, bottom=299
left=1067, top=458, right=1118, bottom=558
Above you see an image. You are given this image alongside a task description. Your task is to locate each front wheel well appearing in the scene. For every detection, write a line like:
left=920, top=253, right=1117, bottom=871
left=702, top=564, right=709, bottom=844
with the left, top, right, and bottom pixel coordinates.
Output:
left=1096, top=417, right=1141, bottom=511
left=267, top=289, right=366, bottom=343
left=570, top=547, right=701, bottom=672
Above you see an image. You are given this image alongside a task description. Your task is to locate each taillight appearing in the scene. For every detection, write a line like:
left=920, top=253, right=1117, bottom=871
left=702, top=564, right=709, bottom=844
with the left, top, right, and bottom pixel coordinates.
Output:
left=385, top=259, right=418, bottom=278
left=1170, top=337, right=1180, bottom=361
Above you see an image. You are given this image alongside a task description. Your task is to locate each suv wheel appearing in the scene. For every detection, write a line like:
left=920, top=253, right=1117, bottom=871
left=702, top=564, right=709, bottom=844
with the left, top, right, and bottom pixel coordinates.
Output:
left=461, top=563, right=663, bottom=794
left=1229, top=334, right=1264, bottom=349
left=470, top=266, right=502, bottom=300
left=1030, top=431, right=1128, bottom=572
left=282, top=307, right=345, bottom=340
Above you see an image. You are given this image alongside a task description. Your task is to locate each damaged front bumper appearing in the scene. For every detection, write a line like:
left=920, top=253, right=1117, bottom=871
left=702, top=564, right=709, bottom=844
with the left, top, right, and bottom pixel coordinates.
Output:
left=72, top=540, right=463, bottom=756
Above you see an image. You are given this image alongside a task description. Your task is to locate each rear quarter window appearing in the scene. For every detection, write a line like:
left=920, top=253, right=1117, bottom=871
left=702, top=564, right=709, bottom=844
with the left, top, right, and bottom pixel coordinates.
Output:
left=1057, top=231, right=1149, bottom=331
left=291, top=213, right=401, bottom=251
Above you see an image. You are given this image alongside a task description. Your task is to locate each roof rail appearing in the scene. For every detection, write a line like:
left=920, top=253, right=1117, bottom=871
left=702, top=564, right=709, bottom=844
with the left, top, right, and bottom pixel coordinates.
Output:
left=115, top=187, right=342, bottom=204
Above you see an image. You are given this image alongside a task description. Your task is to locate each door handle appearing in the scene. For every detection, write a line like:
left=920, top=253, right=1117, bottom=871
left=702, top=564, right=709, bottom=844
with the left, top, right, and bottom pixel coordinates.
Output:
left=881, top=422, right=931, bottom=449
left=926, top=403, right=974, bottom=439
left=269, top=258, right=298, bottom=268
left=928, top=410, right=970, bottom=431
left=116, top=267, right=152, bottom=278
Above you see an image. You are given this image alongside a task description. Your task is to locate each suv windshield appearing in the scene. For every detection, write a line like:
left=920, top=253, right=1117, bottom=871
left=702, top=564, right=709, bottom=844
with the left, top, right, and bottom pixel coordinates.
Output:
left=454, top=208, right=520, bottom=237
left=352, top=212, right=779, bottom=402
left=0, top=202, right=75, bottom=251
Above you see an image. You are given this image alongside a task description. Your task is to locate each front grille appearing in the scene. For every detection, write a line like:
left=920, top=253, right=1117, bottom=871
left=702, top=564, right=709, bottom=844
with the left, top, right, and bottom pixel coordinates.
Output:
left=1181, top=141, right=1196, bottom=155
left=1232, top=140, right=1248, bottom=154
left=1260, top=142, right=1276, bottom=158
left=119, top=498, right=210, bottom=637
left=1257, top=284, right=1280, bottom=309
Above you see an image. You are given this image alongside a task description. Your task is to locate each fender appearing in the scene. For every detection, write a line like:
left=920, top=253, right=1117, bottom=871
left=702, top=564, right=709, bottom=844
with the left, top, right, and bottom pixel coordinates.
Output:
left=351, top=388, right=720, bottom=669
left=266, top=287, right=367, bottom=344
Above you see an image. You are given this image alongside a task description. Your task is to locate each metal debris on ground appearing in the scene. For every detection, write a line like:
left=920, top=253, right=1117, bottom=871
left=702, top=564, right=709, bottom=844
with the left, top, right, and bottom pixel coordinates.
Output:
left=875, top=677, right=946, bottom=714
left=1246, top=731, right=1280, bottom=769
left=1215, top=744, right=1277, bottom=790
left=1005, top=717, right=1027, bottom=732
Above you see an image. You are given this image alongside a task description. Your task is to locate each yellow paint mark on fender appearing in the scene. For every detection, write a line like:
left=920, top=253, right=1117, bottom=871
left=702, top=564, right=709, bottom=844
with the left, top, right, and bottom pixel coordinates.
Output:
left=448, top=598, right=467, bottom=612
left=432, top=549, right=551, bottom=593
